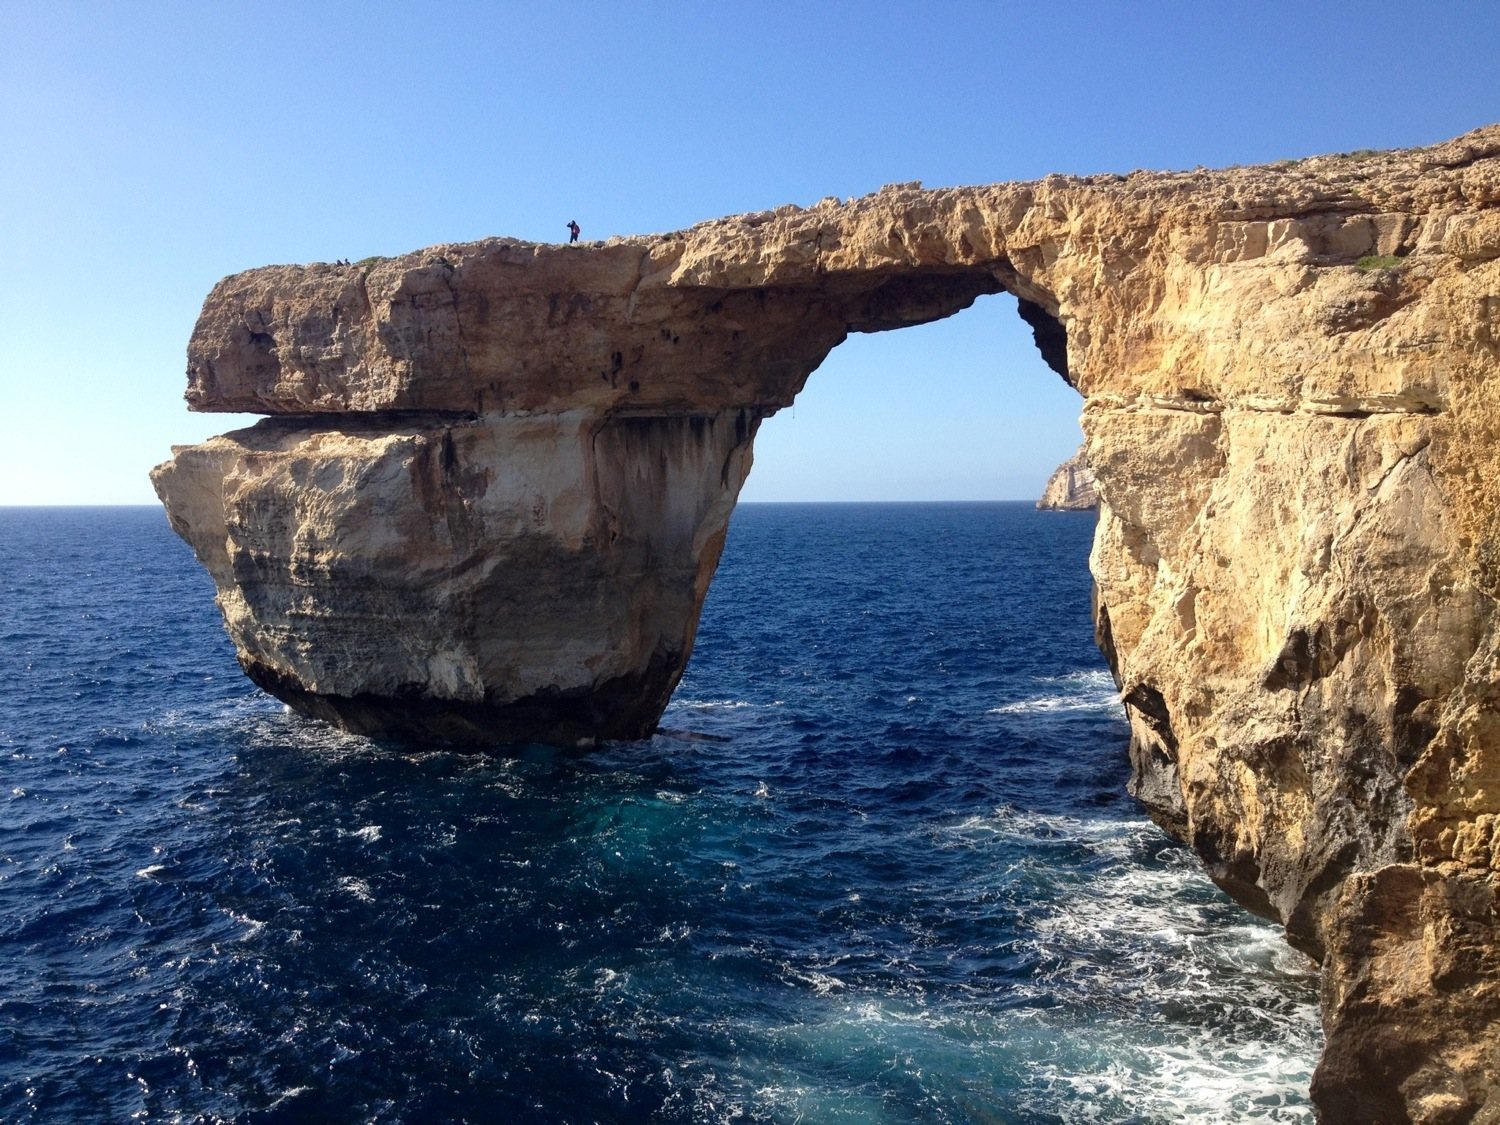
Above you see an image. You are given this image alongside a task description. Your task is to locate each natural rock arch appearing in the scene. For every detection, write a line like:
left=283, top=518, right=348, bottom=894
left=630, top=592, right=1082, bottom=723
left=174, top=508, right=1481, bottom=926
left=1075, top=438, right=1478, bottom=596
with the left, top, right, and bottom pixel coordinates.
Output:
left=160, top=230, right=1076, bottom=748
left=155, top=128, right=1500, bottom=1121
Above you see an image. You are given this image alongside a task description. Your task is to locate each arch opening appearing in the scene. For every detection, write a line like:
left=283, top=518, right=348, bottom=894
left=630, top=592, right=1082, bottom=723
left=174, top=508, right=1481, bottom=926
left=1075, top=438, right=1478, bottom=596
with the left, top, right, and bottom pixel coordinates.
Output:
left=741, top=290, right=1083, bottom=504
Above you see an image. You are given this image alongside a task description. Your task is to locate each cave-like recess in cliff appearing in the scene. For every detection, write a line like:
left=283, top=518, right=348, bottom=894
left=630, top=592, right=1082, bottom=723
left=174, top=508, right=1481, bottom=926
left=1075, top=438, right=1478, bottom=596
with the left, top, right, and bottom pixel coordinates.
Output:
left=740, top=292, right=1081, bottom=503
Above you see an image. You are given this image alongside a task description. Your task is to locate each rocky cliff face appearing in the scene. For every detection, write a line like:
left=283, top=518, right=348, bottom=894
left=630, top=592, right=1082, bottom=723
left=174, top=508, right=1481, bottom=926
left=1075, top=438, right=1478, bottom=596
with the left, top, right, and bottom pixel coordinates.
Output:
left=154, top=127, right=1500, bottom=1121
left=1037, top=444, right=1098, bottom=510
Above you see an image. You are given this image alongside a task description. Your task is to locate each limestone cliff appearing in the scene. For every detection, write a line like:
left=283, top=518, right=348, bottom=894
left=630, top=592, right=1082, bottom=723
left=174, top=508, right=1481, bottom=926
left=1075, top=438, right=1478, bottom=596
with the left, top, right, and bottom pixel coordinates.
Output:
left=154, top=126, right=1500, bottom=1121
left=1037, top=444, right=1098, bottom=510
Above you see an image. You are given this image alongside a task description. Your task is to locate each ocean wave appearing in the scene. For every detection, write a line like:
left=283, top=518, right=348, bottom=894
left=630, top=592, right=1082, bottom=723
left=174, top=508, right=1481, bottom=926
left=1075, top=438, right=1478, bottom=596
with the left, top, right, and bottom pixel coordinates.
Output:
left=667, top=698, right=782, bottom=713
left=986, top=694, right=1119, bottom=715
left=940, top=806, right=1148, bottom=846
left=929, top=804, right=1321, bottom=1118
left=1041, top=669, right=1118, bottom=689
left=336, top=877, right=374, bottom=903
left=985, top=667, right=1122, bottom=717
left=1028, top=1033, right=1318, bottom=1123
left=224, top=909, right=268, bottom=939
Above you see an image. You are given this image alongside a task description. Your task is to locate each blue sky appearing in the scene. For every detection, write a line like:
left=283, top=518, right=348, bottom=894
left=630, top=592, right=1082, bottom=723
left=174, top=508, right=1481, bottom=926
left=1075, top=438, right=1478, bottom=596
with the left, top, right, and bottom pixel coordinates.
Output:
left=2, top=1, right=1497, bottom=504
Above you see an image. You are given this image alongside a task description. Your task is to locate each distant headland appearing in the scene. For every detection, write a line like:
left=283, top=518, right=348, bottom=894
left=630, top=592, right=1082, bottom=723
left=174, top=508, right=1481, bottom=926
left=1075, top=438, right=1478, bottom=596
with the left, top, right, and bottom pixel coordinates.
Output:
left=1037, top=445, right=1098, bottom=511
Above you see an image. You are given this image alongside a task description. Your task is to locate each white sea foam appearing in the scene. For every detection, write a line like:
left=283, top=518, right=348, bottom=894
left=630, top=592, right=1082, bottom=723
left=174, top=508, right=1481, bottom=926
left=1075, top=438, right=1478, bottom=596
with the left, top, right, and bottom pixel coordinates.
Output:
left=224, top=909, right=267, bottom=939
left=1043, top=669, right=1118, bottom=688
left=1029, top=1033, right=1318, bottom=1124
left=931, top=806, right=1320, bottom=1120
left=261, top=1086, right=317, bottom=1113
left=720, top=960, right=1316, bottom=1123
left=941, top=806, right=1144, bottom=847
left=673, top=699, right=758, bottom=712
left=987, top=667, right=1122, bottom=716
left=337, top=877, right=374, bottom=902
left=986, top=695, right=1115, bottom=715
left=784, top=967, right=847, bottom=996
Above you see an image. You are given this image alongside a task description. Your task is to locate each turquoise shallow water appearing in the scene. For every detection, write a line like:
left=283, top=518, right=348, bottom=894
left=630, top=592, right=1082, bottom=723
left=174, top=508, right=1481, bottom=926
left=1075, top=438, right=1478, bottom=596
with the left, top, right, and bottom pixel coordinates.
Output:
left=0, top=503, right=1319, bottom=1122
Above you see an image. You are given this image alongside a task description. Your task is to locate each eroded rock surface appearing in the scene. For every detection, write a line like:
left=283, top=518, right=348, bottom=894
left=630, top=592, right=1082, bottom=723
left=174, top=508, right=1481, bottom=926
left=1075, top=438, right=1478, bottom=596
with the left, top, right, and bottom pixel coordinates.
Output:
left=154, top=126, right=1500, bottom=1121
left=154, top=409, right=754, bottom=743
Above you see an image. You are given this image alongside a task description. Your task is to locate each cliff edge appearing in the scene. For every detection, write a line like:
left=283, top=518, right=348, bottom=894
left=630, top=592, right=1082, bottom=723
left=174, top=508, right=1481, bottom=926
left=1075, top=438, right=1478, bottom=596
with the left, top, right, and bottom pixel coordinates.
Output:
left=154, top=127, right=1500, bottom=1121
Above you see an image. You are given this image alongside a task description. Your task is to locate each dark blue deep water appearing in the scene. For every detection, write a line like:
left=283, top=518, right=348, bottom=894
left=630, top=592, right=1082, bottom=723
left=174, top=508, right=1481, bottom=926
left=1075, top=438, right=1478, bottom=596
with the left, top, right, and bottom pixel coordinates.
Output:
left=0, top=504, right=1319, bottom=1123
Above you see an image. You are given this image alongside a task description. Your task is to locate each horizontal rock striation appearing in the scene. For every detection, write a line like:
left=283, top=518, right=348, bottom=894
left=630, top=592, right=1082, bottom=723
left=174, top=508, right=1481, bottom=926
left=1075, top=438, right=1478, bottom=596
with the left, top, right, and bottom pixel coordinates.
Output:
left=154, top=409, right=756, bottom=743
left=155, top=126, right=1500, bottom=1121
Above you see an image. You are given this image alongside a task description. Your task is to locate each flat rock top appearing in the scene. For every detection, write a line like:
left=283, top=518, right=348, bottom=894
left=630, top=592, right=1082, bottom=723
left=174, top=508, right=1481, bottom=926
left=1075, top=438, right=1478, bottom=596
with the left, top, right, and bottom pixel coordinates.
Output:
left=183, top=125, right=1500, bottom=418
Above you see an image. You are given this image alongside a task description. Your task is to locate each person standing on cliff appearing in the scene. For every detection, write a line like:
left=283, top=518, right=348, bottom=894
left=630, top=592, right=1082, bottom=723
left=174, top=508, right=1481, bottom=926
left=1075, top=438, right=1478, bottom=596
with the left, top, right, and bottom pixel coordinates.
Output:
left=567, top=220, right=580, bottom=243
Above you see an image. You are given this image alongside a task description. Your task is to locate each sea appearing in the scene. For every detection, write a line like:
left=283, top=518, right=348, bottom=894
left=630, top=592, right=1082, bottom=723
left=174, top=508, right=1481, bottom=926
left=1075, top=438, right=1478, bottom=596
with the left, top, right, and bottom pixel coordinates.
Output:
left=0, top=502, right=1320, bottom=1123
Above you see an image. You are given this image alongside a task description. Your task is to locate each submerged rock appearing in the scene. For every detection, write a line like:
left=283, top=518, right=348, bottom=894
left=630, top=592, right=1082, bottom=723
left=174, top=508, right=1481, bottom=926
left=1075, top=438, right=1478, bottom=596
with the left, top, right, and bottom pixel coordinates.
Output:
left=155, top=126, right=1500, bottom=1120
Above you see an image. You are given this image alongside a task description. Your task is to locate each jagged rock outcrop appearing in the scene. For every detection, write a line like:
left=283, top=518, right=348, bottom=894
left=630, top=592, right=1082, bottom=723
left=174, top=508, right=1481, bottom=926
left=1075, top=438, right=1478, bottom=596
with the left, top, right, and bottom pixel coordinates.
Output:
left=1037, top=444, right=1098, bottom=509
left=154, top=127, right=1500, bottom=1121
